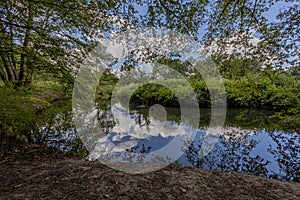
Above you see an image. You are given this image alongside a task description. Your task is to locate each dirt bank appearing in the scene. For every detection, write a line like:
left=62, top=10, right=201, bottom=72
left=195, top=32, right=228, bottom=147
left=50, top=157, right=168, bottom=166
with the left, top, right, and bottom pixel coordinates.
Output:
left=0, top=139, right=299, bottom=200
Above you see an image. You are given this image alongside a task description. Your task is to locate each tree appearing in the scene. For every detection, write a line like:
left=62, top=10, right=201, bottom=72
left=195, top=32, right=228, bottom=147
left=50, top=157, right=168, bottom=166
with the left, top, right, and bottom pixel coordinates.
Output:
left=0, top=0, right=130, bottom=87
left=264, top=3, right=300, bottom=68
left=1, top=0, right=297, bottom=87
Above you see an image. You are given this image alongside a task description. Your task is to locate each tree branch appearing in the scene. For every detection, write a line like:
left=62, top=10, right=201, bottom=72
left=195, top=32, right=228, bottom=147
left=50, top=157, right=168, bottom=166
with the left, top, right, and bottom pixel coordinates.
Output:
left=157, top=0, right=196, bottom=36
left=216, top=0, right=236, bottom=25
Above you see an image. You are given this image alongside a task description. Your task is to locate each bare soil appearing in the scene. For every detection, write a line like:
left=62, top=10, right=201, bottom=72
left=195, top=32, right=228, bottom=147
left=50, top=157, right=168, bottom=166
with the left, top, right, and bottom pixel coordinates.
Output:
left=1, top=138, right=299, bottom=200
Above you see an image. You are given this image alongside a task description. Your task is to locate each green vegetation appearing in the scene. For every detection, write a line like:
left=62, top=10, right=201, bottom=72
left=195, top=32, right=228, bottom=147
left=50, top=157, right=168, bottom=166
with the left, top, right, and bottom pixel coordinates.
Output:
left=91, top=59, right=299, bottom=131
left=0, top=82, right=65, bottom=141
left=0, top=0, right=299, bottom=145
left=0, top=81, right=89, bottom=155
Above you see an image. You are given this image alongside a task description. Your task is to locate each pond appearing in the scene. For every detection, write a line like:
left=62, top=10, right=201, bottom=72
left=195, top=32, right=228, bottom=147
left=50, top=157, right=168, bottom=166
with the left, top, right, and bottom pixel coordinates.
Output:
left=47, top=104, right=300, bottom=182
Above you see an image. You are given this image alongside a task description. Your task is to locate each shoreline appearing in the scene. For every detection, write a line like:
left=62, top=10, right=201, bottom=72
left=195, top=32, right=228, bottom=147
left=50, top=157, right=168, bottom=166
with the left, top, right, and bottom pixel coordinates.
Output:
left=1, top=139, right=299, bottom=199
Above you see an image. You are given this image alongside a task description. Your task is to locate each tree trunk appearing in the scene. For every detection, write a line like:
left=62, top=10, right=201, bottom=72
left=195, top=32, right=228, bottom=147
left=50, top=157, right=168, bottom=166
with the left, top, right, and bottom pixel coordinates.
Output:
left=1, top=56, right=16, bottom=82
left=0, top=65, right=7, bottom=82
left=18, top=3, right=33, bottom=87
left=0, top=18, right=17, bottom=83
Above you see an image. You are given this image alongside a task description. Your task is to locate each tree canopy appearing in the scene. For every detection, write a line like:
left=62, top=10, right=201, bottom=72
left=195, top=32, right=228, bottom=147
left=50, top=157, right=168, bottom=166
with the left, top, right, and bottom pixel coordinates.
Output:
left=0, top=0, right=130, bottom=86
left=0, top=0, right=299, bottom=87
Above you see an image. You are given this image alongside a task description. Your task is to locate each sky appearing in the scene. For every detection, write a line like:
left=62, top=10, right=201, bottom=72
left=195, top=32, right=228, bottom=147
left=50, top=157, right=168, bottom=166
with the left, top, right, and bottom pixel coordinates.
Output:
left=131, top=1, right=298, bottom=68
left=263, top=0, right=298, bottom=22
left=133, top=0, right=298, bottom=38
left=95, top=0, right=298, bottom=72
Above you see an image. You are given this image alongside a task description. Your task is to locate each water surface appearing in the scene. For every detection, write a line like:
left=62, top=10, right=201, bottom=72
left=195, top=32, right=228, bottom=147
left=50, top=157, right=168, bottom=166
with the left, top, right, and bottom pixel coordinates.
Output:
left=47, top=105, right=300, bottom=181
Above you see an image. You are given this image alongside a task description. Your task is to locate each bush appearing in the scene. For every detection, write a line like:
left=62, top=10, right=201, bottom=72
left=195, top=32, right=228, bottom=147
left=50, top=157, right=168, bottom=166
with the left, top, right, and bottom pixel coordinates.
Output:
left=0, top=84, right=69, bottom=143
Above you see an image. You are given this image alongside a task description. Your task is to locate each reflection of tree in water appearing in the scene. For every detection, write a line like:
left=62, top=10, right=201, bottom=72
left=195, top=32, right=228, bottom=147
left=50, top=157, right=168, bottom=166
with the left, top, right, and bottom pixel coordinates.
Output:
left=87, top=107, right=299, bottom=181
left=268, top=131, right=300, bottom=182
left=126, top=144, right=151, bottom=154
left=134, top=113, right=151, bottom=131
left=184, top=131, right=269, bottom=178
left=96, top=109, right=116, bottom=135
left=77, top=109, right=116, bottom=152
left=43, top=109, right=78, bottom=151
left=92, top=143, right=171, bottom=164
left=89, top=109, right=173, bottom=164
left=183, top=128, right=300, bottom=182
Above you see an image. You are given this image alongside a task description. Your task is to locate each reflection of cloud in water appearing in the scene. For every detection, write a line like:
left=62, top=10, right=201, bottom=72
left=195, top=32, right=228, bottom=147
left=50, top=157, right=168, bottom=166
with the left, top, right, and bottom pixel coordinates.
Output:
left=89, top=104, right=198, bottom=163
left=111, top=104, right=191, bottom=138
left=85, top=104, right=300, bottom=181
left=89, top=104, right=260, bottom=163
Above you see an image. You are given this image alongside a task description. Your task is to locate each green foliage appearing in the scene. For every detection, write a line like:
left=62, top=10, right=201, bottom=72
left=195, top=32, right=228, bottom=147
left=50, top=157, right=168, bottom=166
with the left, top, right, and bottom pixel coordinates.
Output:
left=265, top=3, right=300, bottom=67
left=225, top=73, right=266, bottom=108
left=223, top=70, right=298, bottom=109
left=261, top=72, right=300, bottom=110
left=99, top=64, right=299, bottom=121
left=0, top=0, right=298, bottom=155
left=95, top=70, right=118, bottom=109
left=111, top=78, right=202, bottom=108
left=67, top=138, right=89, bottom=158
left=0, top=0, right=136, bottom=87
left=215, top=58, right=261, bottom=79
left=130, top=83, right=178, bottom=107
left=0, top=83, right=69, bottom=142
left=0, top=86, right=47, bottom=141
left=188, top=76, right=210, bottom=107
left=1, top=0, right=297, bottom=88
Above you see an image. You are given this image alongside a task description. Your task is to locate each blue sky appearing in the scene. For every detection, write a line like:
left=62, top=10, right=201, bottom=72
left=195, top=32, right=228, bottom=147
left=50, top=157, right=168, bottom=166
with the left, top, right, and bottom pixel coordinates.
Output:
left=134, top=0, right=297, bottom=21
left=132, top=1, right=298, bottom=58
left=263, top=0, right=298, bottom=22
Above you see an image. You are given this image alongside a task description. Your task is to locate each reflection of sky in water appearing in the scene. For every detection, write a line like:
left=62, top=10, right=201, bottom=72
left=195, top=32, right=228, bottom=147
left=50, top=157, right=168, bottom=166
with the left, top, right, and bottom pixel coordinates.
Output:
left=50, top=104, right=299, bottom=181
left=177, top=128, right=299, bottom=181
left=89, top=104, right=198, bottom=163
left=248, top=131, right=280, bottom=175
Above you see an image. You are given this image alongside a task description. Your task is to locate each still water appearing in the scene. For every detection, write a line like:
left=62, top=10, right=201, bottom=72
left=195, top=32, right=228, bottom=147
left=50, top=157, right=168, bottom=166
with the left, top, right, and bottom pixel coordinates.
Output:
left=47, top=104, right=300, bottom=181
